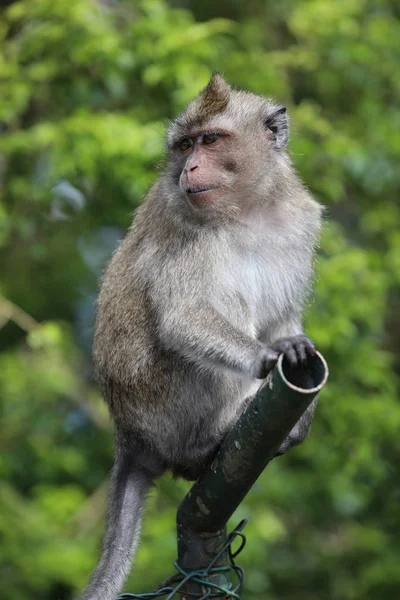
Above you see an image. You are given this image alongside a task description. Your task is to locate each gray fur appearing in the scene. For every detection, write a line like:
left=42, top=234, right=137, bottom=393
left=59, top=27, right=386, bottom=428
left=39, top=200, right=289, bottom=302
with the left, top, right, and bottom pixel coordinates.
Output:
left=79, top=452, right=150, bottom=600
left=78, top=76, right=322, bottom=600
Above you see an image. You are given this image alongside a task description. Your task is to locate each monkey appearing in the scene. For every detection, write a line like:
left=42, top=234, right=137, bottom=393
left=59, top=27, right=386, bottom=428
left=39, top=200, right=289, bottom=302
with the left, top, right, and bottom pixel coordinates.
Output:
left=79, top=74, right=322, bottom=600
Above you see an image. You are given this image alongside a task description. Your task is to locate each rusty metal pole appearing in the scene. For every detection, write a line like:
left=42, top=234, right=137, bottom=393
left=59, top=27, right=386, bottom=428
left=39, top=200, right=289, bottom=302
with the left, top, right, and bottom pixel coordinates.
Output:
left=176, top=351, right=329, bottom=597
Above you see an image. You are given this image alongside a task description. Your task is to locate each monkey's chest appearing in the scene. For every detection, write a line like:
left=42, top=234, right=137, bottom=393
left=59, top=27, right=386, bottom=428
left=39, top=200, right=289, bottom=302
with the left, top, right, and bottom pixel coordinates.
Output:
left=217, top=250, right=301, bottom=330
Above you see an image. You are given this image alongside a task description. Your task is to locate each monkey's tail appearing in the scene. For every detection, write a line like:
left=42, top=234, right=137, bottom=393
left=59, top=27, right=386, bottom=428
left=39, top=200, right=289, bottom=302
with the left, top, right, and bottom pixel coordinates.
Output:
left=79, top=455, right=152, bottom=600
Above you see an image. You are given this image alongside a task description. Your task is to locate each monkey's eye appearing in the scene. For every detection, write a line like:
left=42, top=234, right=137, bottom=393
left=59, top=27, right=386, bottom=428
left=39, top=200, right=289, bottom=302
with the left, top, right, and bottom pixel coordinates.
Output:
left=203, top=133, right=220, bottom=145
left=179, top=137, right=193, bottom=152
left=266, top=123, right=278, bottom=134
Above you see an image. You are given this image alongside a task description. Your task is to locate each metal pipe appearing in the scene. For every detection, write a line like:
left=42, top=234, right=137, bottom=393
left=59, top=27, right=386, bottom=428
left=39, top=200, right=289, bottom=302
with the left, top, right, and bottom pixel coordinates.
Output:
left=176, top=351, right=328, bottom=596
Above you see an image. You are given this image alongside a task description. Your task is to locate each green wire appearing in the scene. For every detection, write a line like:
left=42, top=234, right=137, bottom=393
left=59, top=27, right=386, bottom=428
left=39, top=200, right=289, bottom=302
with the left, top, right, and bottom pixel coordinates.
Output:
left=116, top=520, right=247, bottom=600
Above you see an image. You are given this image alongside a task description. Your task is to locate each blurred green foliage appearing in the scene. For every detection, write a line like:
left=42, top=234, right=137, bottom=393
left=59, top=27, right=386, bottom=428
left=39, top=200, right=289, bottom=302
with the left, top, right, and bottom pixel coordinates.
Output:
left=1, top=0, right=400, bottom=598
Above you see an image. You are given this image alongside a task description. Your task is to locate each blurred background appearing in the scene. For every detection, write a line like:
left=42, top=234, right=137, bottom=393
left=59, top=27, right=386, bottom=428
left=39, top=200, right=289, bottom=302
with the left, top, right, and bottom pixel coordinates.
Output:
left=1, top=0, right=400, bottom=598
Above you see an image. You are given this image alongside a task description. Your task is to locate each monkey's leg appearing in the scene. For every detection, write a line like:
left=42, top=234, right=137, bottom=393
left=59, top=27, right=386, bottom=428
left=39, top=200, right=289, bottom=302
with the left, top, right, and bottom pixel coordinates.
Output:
left=78, top=451, right=153, bottom=600
left=274, top=396, right=318, bottom=455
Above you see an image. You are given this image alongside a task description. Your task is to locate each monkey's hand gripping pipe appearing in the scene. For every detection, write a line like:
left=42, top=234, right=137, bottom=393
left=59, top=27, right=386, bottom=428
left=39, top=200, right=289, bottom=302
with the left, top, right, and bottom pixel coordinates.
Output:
left=117, top=351, right=328, bottom=599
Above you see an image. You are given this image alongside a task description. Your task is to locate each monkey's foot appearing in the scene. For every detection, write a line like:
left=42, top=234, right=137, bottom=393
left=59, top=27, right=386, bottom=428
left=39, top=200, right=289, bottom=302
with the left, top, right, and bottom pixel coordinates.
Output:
left=270, top=335, right=316, bottom=366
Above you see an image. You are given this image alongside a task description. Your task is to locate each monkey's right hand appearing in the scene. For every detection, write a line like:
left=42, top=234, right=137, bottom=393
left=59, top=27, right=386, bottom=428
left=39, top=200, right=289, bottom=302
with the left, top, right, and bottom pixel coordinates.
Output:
left=270, top=334, right=316, bottom=366
left=250, top=347, right=280, bottom=379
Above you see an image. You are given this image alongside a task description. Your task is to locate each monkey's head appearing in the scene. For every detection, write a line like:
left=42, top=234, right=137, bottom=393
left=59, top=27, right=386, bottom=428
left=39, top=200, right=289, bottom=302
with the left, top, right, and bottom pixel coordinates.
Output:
left=166, top=74, right=290, bottom=217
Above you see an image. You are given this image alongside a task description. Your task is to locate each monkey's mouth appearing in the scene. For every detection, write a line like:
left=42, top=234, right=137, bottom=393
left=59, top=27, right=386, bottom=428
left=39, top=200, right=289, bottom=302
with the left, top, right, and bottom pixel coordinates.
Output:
left=186, top=186, right=218, bottom=195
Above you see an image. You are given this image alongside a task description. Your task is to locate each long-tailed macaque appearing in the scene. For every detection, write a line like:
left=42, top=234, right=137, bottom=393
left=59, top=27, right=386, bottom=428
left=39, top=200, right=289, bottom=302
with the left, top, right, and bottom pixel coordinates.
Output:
left=79, top=75, right=322, bottom=600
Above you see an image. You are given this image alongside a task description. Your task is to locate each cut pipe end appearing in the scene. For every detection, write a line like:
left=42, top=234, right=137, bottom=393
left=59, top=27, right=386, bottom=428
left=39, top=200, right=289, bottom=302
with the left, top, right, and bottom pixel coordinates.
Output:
left=277, top=350, right=328, bottom=394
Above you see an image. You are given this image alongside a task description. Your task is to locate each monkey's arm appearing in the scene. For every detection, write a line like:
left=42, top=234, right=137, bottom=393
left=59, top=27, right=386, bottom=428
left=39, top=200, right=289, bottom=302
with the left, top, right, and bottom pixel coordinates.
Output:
left=157, top=300, right=277, bottom=379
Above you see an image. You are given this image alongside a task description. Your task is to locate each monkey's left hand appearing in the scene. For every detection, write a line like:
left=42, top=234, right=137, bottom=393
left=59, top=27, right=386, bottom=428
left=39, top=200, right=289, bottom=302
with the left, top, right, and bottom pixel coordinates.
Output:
left=270, top=335, right=316, bottom=366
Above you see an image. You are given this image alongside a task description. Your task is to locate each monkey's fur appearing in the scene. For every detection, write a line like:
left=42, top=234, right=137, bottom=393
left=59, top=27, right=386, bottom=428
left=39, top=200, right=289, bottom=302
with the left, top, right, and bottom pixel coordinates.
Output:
left=80, top=75, right=322, bottom=600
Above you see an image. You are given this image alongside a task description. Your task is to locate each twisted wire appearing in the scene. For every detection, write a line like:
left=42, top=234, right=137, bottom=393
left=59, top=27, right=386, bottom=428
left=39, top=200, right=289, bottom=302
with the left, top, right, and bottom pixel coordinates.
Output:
left=116, top=520, right=247, bottom=600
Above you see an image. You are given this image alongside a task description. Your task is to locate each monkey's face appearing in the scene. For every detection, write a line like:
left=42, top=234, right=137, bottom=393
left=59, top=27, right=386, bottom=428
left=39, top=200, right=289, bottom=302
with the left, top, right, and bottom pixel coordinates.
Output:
left=167, top=75, right=289, bottom=216
left=175, top=128, right=239, bottom=209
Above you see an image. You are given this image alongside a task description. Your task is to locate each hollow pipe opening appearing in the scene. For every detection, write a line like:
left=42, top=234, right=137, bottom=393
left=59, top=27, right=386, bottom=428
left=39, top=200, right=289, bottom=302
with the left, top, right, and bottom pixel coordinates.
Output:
left=277, top=350, right=328, bottom=394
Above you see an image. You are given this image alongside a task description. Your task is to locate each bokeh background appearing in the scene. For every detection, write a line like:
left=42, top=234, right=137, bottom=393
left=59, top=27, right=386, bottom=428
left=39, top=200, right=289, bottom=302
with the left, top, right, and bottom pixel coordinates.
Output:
left=1, top=0, right=400, bottom=598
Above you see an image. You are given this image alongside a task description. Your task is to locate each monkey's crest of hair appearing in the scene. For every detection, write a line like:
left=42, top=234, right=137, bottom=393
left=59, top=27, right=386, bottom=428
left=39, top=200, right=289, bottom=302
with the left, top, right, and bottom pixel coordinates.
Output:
left=168, top=74, right=231, bottom=141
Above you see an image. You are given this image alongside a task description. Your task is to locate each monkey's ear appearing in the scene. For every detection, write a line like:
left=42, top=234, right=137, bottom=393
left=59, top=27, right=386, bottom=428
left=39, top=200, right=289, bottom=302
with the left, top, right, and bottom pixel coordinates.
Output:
left=264, top=106, right=288, bottom=149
